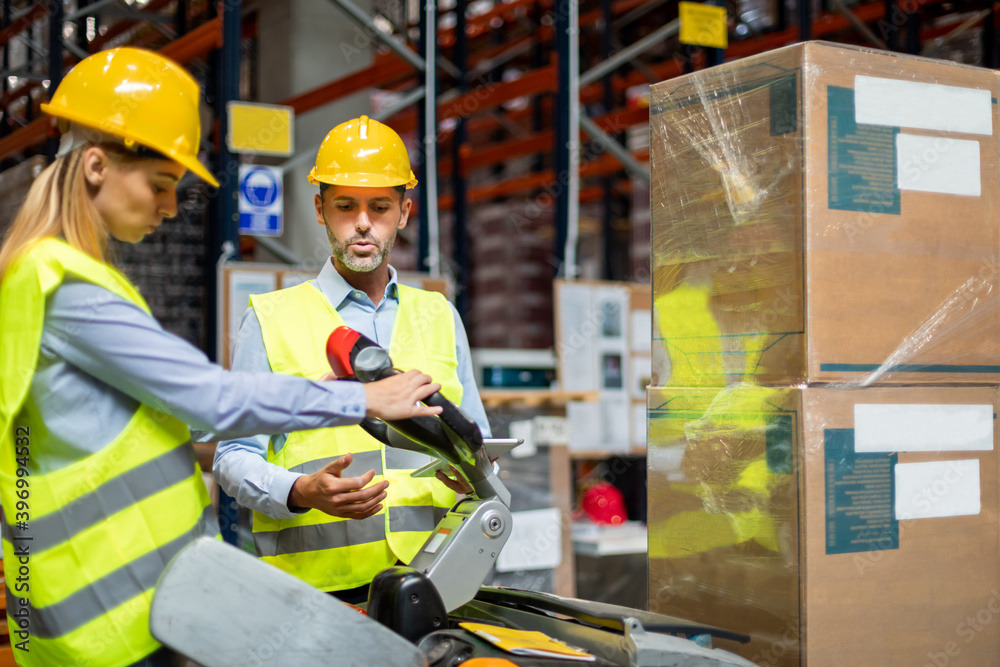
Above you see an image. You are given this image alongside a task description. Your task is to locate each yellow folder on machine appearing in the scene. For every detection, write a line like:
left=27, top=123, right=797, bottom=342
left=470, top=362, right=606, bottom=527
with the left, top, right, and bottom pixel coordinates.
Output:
left=459, top=622, right=596, bottom=661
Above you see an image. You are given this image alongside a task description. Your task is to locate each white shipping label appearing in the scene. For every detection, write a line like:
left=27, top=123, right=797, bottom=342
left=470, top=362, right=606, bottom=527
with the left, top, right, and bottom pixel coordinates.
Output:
left=495, top=508, right=562, bottom=572
left=855, top=76, right=993, bottom=135
left=896, top=134, right=981, bottom=196
left=895, top=459, right=981, bottom=520
left=855, top=404, right=994, bottom=452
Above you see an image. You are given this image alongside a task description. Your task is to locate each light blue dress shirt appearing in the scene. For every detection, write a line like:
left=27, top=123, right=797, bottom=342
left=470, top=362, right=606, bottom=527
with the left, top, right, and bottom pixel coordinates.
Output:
left=28, top=280, right=368, bottom=476
left=213, top=260, right=491, bottom=520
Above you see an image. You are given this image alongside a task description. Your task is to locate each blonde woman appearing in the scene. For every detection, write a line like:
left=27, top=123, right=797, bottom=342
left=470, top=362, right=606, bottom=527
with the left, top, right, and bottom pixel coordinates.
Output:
left=0, top=48, right=441, bottom=667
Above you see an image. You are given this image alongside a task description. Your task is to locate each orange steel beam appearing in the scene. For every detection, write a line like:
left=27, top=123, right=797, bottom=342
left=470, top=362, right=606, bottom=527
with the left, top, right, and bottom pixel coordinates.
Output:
left=281, top=56, right=414, bottom=115
left=345, top=1, right=948, bottom=185
left=132, top=11, right=256, bottom=58
left=423, top=0, right=940, bottom=177
left=459, top=130, right=554, bottom=173
left=160, top=16, right=222, bottom=63
left=0, top=117, right=49, bottom=162
left=0, top=4, right=47, bottom=50
left=444, top=104, right=648, bottom=176
left=327, top=0, right=895, bottom=140
left=387, top=49, right=683, bottom=138
left=438, top=148, right=649, bottom=209
left=3, top=80, right=35, bottom=107
left=452, top=55, right=663, bottom=138
left=96, top=16, right=222, bottom=68
left=387, top=63, right=556, bottom=134
left=0, top=12, right=228, bottom=162
left=442, top=64, right=555, bottom=118
left=0, top=0, right=152, bottom=108
left=436, top=178, right=632, bottom=212
left=1, top=0, right=205, bottom=115
left=433, top=178, right=631, bottom=214
left=3, top=9, right=231, bottom=108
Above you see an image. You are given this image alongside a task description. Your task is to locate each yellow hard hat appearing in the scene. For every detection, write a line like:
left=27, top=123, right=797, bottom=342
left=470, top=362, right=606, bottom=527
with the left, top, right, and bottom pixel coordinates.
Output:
left=308, top=115, right=417, bottom=189
left=41, top=47, right=219, bottom=187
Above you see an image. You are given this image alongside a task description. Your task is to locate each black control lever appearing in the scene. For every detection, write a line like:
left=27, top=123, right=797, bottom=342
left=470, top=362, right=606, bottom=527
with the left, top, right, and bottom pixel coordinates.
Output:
left=326, top=327, right=491, bottom=484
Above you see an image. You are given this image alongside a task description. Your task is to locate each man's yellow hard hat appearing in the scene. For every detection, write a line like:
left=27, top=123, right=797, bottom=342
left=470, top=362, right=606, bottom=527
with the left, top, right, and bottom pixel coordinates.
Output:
left=41, top=47, right=219, bottom=187
left=308, top=115, right=418, bottom=189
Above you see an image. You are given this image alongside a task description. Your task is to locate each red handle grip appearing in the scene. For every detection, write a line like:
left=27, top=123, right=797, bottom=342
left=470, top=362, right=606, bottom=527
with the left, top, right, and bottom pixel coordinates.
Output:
left=326, top=326, right=362, bottom=378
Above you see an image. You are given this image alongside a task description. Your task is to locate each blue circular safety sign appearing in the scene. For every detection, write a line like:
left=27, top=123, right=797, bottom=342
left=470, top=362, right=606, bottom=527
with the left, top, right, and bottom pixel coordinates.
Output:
left=241, top=167, right=280, bottom=209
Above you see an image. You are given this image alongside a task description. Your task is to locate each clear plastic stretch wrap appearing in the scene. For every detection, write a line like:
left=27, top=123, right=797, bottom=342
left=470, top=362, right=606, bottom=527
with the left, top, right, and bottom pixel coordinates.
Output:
left=648, top=383, right=1000, bottom=666
left=647, top=41, right=1000, bottom=667
left=650, top=41, right=1000, bottom=388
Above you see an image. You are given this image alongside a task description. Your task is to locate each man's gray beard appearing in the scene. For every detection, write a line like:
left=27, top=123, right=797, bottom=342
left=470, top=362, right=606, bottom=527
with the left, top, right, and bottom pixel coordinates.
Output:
left=328, top=226, right=395, bottom=273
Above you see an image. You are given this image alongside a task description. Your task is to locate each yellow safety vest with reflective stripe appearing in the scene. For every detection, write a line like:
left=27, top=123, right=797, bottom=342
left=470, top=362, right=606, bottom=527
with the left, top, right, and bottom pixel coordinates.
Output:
left=0, top=238, right=216, bottom=667
left=250, top=281, right=461, bottom=591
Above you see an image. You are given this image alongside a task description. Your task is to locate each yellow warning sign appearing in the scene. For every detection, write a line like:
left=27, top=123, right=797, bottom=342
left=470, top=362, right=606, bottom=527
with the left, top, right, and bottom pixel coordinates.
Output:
left=227, top=102, right=295, bottom=156
left=679, top=1, right=729, bottom=50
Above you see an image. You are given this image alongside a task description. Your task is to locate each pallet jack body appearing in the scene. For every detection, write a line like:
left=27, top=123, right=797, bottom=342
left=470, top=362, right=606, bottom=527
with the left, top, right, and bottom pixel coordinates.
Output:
left=150, top=330, right=757, bottom=666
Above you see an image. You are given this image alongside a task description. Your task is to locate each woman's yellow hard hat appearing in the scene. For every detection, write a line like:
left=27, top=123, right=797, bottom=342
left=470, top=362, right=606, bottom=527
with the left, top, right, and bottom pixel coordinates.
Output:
left=41, top=47, right=219, bottom=187
left=308, top=115, right=418, bottom=189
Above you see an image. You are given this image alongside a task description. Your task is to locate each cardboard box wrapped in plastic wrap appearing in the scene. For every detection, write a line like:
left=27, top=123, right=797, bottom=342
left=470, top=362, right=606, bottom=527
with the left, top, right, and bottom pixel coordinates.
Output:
left=650, top=41, right=1000, bottom=386
left=647, top=384, right=999, bottom=666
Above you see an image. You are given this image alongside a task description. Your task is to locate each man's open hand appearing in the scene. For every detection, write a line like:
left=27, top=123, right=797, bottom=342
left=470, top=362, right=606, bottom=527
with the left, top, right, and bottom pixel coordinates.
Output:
left=288, top=452, right=387, bottom=519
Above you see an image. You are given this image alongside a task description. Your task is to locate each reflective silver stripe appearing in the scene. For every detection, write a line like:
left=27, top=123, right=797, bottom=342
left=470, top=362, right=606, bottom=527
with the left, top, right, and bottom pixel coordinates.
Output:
left=255, top=506, right=445, bottom=557
left=385, top=448, right=435, bottom=470
left=389, top=505, right=443, bottom=533
left=288, top=450, right=383, bottom=476
left=254, top=514, right=387, bottom=557
left=434, top=505, right=449, bottom=525
left=7, top=505, right=217, bottom=639
left=1, top=445, right=199, bottom=553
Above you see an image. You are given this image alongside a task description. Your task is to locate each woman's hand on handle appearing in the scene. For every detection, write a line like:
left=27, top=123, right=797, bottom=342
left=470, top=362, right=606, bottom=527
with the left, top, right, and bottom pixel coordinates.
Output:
left=363, top=369, right=444, bottom=421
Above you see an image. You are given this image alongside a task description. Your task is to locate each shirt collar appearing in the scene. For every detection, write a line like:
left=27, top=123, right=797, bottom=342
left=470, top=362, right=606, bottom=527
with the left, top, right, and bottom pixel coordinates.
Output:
left=315, top=258, right=399, bottom=308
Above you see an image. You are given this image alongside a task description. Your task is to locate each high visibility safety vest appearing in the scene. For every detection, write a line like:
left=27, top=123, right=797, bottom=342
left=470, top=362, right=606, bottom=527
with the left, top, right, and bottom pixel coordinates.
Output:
left=0, top=238, right=217, bottom=667
left=250, top=281, right=462, bottom=591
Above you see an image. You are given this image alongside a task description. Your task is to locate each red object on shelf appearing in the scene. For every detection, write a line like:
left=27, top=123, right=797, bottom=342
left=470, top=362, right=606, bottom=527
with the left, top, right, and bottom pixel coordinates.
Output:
left=581, top=481, right=627, bottom=526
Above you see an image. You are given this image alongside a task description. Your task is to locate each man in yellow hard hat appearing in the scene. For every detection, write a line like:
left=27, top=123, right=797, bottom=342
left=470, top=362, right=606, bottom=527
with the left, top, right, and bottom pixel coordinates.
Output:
left=213, top=116, right=491, bottom=603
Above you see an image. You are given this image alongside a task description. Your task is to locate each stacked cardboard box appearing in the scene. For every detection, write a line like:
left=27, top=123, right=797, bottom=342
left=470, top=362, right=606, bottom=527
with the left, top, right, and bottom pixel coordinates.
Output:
left=469, top=200, right=555, bottom=348
left=647, top=41, right=1000, bottom=666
